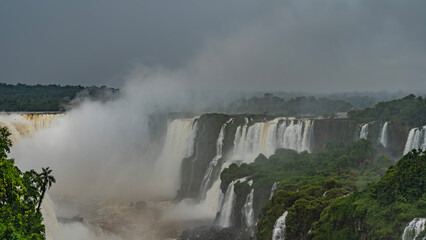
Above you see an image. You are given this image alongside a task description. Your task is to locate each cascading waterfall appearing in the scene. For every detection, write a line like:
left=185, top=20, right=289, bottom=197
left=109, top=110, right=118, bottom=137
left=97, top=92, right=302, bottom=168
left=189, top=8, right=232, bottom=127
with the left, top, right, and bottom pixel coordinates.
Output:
left=41, top=195, right=62, bottom=240
left=272, top=210, right=288, bottom=240
left=233, top=118, right=314, bottom=163
left=378, top=122, right=389, bottom=148
left=217, top=177, right=248, bottom=227
left=402, top=218, right=426, bottom=240
left=242, top=189, right=255, bottom=236
left=0, top=113, right=61, bottom=143
left=270, top=182, right=279, bottom=199
left=359, top=123, right=369, bottom=139
left=403, top=126, right=426, bottom=155
left=199, top=118, right=233, bottom=200
left=154, top=118, right=198, bottom=198
left=276, top=119, right=314, bottom=153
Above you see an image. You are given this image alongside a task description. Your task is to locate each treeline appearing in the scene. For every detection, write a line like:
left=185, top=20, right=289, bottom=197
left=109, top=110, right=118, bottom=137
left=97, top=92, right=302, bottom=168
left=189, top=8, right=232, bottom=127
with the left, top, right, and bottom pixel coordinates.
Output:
left=0, top=83, right=119, bottom=112
left=224, top=93, right=353, bottom=116
left=350, top=94, right=426, bottom=127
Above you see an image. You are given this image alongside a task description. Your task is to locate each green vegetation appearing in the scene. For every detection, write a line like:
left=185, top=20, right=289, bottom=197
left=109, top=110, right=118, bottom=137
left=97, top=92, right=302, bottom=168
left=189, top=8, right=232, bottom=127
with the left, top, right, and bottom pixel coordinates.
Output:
left=0, top=127, right=54, bottom=239
left=0, top=83, right=118, bottom=112
left=350, top=94, right=426, bottom=127
left=226, top=93, right=352, bottom=116
left=220, top=139, right=405, bottom=239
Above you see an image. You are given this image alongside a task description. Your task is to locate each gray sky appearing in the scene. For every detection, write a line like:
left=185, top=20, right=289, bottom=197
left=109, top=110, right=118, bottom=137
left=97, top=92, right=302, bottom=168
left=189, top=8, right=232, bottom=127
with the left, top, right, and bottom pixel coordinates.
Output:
left=1, top=0, right=426, bottom=92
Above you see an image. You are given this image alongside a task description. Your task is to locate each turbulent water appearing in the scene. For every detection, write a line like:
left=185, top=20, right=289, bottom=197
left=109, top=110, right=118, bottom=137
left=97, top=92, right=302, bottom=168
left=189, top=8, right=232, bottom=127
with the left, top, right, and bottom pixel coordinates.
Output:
left=404, top=126, right=426, bottom=155
left=154, top=118, right=198, bottom=198
left=242, top=189, right=255, bottom=236
left=402, top=218, right=426, bottom=240
left=272, top=211, right=288, bottom=240
left=0, top=113, right=60, bottom=143
left=378, top=122, right=389, bottom=148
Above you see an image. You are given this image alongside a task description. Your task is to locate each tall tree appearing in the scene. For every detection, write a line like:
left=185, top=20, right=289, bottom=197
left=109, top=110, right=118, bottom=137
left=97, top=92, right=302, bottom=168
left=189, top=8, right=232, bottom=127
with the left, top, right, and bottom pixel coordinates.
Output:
left=36, top=167, right=56, bottom=213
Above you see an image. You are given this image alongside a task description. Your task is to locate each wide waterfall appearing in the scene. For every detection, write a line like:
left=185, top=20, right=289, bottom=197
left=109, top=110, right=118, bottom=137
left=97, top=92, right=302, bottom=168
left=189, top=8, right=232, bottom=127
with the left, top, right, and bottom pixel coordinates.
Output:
left=242, top=189, right=255, bottom=236
left=272, top=210, right=289, bottom=240
left=402, top=218, right=426, bottom=240
left=233, top=118, right=314, bottom=163
left=378, top=122, right=389, bottom=148
left=0, top=113, right=61, bottom=143
left=154, top=118, right=198, bottom=198
left=404, top=126, right=426, bottom=155
left=199, top=118, right=233, bottom=200
left=217, top=177, right=248, bottom=227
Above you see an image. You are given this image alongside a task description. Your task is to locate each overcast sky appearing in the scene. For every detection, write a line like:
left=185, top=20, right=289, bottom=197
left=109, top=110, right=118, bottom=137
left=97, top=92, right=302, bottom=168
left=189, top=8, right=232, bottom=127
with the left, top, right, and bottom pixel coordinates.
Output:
left=1, top=0, right=426, bottom=92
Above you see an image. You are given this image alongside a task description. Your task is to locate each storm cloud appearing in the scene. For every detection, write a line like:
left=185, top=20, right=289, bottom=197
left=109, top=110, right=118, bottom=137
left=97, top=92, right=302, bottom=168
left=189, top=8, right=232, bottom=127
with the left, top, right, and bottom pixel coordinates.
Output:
left=1, top=0, right=425, bottom=92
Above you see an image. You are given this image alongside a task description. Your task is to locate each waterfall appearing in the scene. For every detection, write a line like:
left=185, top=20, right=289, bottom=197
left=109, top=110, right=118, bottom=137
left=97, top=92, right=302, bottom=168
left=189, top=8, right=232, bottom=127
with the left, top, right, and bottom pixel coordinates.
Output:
left=233, top=118, right=314, bottom=163
left=0, top=113, right=61, bottom=143
left=41, top=195, right=62, bottom=240
left=403, top=126, right=426, bottom=155
left=199, top=119, right=233, bottom=200
left=378, top=122, right=389, bottom=148
left=277, top=119, right=314, bottom=153
left=242, top=189, right=255, bottom=236
left=272, top=210, right=288, bottom=240
left=154, top=118, right=198, bottom=198
left=359, top=123, right=369, bottom=139
left=217, top=177, right=248, bottom=227
left=270, top=182, right=279, bottom=199
left=402, top=218, right=426, bottom=240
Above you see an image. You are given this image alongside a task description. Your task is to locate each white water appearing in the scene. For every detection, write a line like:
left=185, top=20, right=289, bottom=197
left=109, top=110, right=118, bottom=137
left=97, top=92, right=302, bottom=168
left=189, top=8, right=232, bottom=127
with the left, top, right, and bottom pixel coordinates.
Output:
left=277, top=119, right=314, bottom=153
left=0, top=113, right=61, bottom=143
left=154, top=118, right=198, bottom=198
left=359, top=123, right=369, bottom=139
left=242, top=189, right=255, bottom=236
left=233, top=118, right=314, bottom=163
left=199, top=119, right=233, bottom=200
left=378, top=122, right=389, bottom=148
left=217, top=177, right=248, bottom=227
left=272, top=210, right=288, bottom=240
left=403, top=126, right=426, bottom=155
left=270, top=182, right=279, bottom=199
left=402, top=218, right=426, bottom=240
left=42, top=195, right=63, bottom=240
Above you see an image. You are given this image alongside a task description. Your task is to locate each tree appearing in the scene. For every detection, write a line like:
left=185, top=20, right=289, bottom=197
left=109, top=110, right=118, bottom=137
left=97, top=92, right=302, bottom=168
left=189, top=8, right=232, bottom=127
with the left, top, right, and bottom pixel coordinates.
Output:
left=0, top=127, right=45, bottom=239
left=36, top=167, right=56, bottom=213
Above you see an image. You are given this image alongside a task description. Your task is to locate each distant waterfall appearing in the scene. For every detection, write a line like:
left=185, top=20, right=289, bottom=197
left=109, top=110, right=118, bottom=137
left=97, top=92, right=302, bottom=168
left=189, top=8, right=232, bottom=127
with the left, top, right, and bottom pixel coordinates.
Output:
left=41, top=195, right=62, bottom=240
left=242, top=189, right=255, bottom=236
left=217, top=177, right=247, bottom=227
left=270, top=182, right=279, bottom=199
left=199, top=119, right=233, bottom=200
left=272, top=211, right=288, bottom=240
left=233, top=118, right=314, bottom=163
left=276, top=119, right=314, bottom=153
left=404, top=126, right=426, bottom=155
left=154, top=118, right=198, bottom=198
left=0, top=113, right=61, bottom=143
left=402, top=218, right=426, bottom=240
left=378, top=122, right=389, bottom=148
left=357, top=123, right=369, bottom=139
